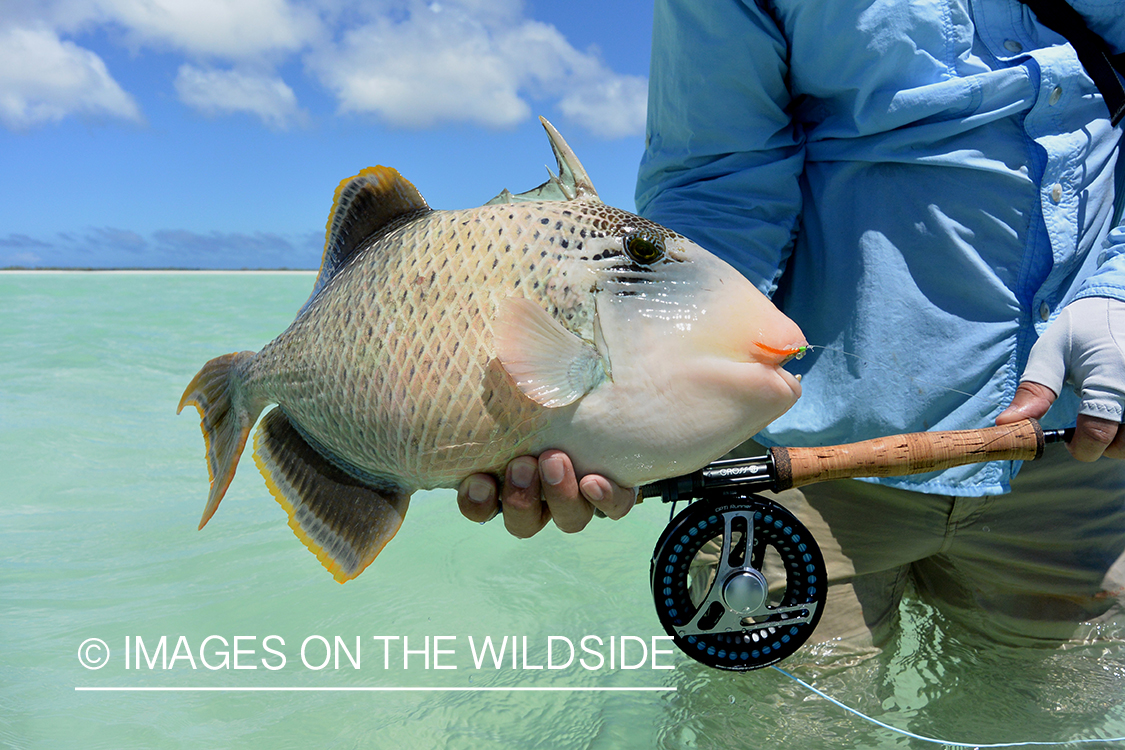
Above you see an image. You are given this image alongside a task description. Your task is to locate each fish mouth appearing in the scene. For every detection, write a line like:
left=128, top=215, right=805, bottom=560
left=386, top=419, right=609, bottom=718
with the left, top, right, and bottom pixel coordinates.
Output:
left=754, top=341, right=807, bottom=365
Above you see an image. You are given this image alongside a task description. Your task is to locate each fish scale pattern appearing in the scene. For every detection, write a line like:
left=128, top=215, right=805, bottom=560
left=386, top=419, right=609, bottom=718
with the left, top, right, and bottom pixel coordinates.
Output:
left=246, top=199, right=645, bottom=492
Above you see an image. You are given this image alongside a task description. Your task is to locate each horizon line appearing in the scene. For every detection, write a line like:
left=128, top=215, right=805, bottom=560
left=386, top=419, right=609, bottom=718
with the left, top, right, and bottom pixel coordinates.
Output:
left=75, top=686, right=677, bottom=692
left=1, top=268, right=317, bottom=274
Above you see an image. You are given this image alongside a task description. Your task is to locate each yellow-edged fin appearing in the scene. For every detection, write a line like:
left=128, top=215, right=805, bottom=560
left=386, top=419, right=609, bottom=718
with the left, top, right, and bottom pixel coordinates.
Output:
left=252, top=408, right=410, bottom=583
left=177, top=351, right=260, bottom=529
left=302, top=166, right=431, bottom=314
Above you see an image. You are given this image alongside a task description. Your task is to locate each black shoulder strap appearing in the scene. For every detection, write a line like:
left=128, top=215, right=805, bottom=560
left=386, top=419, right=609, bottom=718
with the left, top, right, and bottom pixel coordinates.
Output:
left=1019, top=0, right=1125, bottom=126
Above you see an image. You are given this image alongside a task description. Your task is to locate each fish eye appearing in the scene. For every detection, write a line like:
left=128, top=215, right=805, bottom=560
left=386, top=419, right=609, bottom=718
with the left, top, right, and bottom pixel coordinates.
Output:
left=622, top=231, right=665, bottom=265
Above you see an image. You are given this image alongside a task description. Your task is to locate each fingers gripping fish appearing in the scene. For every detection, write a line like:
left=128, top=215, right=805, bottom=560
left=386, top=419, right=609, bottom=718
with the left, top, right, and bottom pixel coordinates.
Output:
left=179, top=118, right=806, bottom=583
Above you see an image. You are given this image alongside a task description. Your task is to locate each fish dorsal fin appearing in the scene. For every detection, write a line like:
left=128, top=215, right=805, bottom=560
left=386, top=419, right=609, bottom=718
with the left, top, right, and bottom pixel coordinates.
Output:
left=493, top=297, right=607, bottom=408
left=486, top=117, right=600, bottom=205
left=304, top=166, right=430, bottom=310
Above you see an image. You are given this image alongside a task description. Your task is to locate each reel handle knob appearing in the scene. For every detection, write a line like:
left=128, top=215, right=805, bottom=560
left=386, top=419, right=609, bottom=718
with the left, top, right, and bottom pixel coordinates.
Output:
left=771, top=418, right=1045, bottom=490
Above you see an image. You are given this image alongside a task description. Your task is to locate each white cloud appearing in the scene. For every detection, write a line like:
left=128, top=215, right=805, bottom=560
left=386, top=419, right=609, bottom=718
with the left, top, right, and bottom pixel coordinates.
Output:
left=3, top=0, right=322, bottom=58
left=558, top=75, right=648, bottom=140
left=307, top=4, right=529, bottom=129
left=0, top=25, right=141, bottom=128
left=0, top=0, right=646, bottom=137
left=307, top=0, right=646, bottom=137
left=94, top=0, right=321, bottom=59
left=175, top=65, right=303, bottom=128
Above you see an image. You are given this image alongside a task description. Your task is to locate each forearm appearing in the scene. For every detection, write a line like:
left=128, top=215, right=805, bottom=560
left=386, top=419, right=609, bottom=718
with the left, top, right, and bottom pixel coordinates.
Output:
left=636, top=0, right=804, bottom=295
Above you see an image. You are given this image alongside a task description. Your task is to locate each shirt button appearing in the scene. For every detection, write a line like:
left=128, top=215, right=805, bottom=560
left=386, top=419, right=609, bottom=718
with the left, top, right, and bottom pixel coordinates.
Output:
left=1039, top=302, right=1051, bottom=321
left=1004, top=39, right=1023, bottom=53
left=1049, top=86, right=1062, bottom=105
left=1050, top=184, right=1062, bottom=203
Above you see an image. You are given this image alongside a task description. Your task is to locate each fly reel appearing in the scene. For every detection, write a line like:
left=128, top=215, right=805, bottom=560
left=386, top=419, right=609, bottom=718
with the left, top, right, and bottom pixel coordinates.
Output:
left=641, top=419, right=1069, bottom=671
left=649, top=492, right=826, bottom=671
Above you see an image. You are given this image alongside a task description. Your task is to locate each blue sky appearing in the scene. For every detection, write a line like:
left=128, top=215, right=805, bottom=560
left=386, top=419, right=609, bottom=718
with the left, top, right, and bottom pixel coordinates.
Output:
left=0, top=0, right=654, bottom=268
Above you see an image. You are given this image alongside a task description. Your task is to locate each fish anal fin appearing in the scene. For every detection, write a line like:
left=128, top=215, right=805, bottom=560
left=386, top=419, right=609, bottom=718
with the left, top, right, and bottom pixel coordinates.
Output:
left=493, top=297, right=606, bottom=408
left=304, top=166, right=431, bottom=312
left=178, top=351, right=261, bottom=529
left=253, top=408, right=410, bottom=583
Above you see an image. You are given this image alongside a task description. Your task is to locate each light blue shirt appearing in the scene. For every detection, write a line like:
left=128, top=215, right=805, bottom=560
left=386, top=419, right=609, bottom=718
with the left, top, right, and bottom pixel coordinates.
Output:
left=636, top=0, right=1125, bottom=495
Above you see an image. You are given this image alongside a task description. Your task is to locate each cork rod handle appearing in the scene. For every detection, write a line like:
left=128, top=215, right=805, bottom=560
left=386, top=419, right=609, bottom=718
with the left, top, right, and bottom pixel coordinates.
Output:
left=770, top=419, right=1045, bottom=490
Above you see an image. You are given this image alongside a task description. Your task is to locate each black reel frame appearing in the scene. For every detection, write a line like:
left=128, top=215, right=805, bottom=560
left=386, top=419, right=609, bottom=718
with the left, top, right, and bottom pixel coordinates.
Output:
left=649, top=490, right=826, bottom=671
left=646, top=455, right=826, bottom=671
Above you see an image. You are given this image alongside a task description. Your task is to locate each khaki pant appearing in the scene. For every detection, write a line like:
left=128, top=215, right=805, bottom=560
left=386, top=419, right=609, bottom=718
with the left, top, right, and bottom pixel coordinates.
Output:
left=690, top=446, right=1125, bottom=648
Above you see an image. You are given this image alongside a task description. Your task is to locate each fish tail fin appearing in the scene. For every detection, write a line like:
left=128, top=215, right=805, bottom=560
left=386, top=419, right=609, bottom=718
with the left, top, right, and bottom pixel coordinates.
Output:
left=253, top=408, right=410, bottom=583
left=178, top=351, right=261, bottom=530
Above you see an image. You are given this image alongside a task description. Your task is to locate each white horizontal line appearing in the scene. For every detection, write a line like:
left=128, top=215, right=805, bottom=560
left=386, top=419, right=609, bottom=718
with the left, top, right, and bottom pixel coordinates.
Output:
left=0, top=269, right=315, bottom=275
left=75, top=686, right=675, bottom=693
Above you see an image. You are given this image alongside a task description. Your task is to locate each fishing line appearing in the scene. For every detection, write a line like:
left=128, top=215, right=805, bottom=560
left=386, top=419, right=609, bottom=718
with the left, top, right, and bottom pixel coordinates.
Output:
left=802, top=344, right=1003, bottom=410
left=657, top=346, right=1113, bottom=741
left=771, top=665, right=1125, bottom=747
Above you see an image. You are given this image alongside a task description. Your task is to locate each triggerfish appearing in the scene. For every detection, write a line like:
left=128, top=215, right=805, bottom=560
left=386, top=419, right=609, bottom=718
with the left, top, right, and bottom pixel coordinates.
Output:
left=179, top=118, right=805, bottom=582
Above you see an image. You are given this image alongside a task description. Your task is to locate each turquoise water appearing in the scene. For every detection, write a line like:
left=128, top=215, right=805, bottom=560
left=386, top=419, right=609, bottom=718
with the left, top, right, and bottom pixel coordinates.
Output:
left=2, top=271, right=1123, bottom=749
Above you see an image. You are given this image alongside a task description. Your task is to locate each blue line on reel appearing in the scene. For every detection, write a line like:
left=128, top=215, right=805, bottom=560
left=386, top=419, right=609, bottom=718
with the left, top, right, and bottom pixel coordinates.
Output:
left=649, top=494, right=827, bottom=671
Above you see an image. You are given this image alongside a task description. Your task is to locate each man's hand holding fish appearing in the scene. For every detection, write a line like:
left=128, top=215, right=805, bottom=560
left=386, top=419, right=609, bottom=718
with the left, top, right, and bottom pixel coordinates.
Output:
left=457, top=450, right=635, bottom=536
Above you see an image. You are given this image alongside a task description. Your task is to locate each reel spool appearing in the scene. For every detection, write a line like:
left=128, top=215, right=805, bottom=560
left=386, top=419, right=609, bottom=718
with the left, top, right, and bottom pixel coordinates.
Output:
left=649, top=493, right=826, bottom=671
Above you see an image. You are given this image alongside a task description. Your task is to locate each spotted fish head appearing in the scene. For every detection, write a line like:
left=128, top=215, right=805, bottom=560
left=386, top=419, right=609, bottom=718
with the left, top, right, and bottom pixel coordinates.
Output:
left=492, top=121, right=805, bottom=482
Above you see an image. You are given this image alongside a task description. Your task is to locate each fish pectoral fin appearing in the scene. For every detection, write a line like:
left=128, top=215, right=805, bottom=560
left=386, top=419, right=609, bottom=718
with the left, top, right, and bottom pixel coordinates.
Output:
left=253, top=408, right=410, bottom=583
left=493, top=297, right=607, bottom=409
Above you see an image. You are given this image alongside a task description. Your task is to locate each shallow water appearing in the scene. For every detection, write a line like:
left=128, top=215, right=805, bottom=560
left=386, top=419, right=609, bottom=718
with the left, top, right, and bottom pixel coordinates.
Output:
left=2, top=271, right=1123, bottom=749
